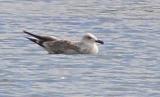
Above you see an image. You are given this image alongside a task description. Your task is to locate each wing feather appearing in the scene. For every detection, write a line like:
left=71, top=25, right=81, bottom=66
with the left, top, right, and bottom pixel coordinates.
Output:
left=44, top=40, right=80, bottom=54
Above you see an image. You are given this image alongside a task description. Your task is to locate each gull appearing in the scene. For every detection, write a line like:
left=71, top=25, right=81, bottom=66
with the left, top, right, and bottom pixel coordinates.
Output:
left=23, top=30, right=104, bottom=54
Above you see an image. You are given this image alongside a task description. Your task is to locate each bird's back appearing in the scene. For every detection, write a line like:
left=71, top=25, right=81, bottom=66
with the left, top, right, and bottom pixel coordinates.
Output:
left=43, top=40, right=81, bottom=54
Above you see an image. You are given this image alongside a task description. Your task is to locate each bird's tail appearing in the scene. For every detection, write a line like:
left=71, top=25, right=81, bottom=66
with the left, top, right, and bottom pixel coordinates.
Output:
left=23, top=30, right=44, bottom=40
left=25, top=37, right=44, bottom=47
left=26, top=37, right=37, bottom=43
left=23, top=30, right=57, bottom=41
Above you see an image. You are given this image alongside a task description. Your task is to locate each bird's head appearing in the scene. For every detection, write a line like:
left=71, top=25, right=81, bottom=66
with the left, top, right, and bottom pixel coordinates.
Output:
left=82, top=33, right=104, bottom=44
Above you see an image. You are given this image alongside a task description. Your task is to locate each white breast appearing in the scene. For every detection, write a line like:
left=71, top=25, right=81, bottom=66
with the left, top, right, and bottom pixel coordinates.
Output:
left=78, top=43, right=99, bottom=54
left=90, top=43, right=99, bottom=54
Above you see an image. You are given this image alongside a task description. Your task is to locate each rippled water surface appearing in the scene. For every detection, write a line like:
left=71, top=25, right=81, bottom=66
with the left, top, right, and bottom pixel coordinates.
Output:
left=0, top=0, right=160, bottom=97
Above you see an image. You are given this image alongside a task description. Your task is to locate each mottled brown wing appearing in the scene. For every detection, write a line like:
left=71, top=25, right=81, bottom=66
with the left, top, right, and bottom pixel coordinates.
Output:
left=45, top=40, right=80, bottom=54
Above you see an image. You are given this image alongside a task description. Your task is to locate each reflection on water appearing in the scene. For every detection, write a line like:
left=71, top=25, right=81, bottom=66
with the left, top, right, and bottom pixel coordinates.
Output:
left=0, top=0, right=160, bottom=97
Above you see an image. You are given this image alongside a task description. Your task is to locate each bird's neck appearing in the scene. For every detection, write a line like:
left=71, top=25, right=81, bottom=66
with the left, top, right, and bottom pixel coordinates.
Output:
left=92, top=43, right=99, bottom=54
left=81, top=41, right=99, bottom=54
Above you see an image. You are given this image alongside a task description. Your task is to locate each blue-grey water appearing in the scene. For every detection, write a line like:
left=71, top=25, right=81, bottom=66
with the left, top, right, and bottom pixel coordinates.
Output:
left=0, top=0, right=160, bottom=97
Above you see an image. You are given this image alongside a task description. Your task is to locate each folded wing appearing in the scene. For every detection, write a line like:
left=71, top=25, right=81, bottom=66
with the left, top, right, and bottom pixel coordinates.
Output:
left=43, top=40, right=80, bottom=54
left=24, top=30, right=80, bottom=54
left=23, top=30, right=58, bottom=47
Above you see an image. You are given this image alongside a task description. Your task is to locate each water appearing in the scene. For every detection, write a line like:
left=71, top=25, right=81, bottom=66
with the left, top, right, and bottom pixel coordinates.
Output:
left=0, top=0, right=160, bottom=97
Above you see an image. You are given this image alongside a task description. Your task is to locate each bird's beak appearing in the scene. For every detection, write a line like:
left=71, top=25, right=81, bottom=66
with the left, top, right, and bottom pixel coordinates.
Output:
left=95, top=40, right=104, bottom=44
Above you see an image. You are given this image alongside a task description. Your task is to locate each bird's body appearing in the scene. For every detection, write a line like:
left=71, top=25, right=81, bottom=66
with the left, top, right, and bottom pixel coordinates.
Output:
left=23, top=31, right=103, bottom=54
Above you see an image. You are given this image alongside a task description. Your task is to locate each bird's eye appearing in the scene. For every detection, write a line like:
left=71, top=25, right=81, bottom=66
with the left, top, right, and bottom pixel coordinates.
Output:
left=87, top=36, right=92, bottom=39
